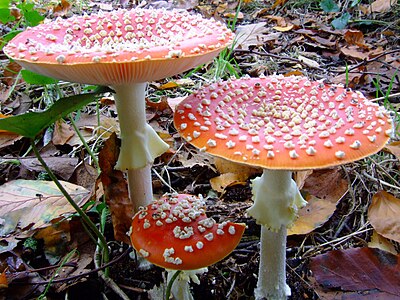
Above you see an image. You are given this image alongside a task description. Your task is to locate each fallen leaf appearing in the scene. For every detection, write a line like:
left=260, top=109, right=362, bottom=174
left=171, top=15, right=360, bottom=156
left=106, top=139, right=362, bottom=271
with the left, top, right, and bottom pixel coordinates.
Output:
left=34, top=220, right=70, bottom=264
left=99, top=133, right=132, bottom=244
left=289, top=168, right=348, bottom=235
left=310, top=247, right=400, bottom=297
left=273, top=25, right=294, bottom=32
left=0, top=267, right=8, bottom=289
left=341, top=46, right=369, bottom=60
left=298, top=55, right=320, bottom=69
left=384, top=141, right=400, bottom=160
left=167, top=96, right=186, bottom=113
left=271, top=0, right=289, bottom=9
left=368, top=191, right=400, bottom=243
left=344, top=30, right=367, bottom=47
left=19, top=156, right=78, bottom=181
left=360, top=0, right=398, bottom=14
left=214, top=157, right=261, bottom=176
left=52, top=120, right=74, bottom=145
left=368, top=230, right=398, bottom=255
left=52, top=0, right=72, bottom=17
left=234, top=22, right=269, bottom=50
left=210, top=173, right=247, bottom=194
left=0, top=180, right=90, bottom=236
left=158, top=81, right=179, bottom=90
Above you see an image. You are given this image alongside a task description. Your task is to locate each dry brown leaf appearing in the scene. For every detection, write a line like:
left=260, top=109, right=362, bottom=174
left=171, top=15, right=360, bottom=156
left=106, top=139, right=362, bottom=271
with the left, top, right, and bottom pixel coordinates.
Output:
left=264, top=15, right=288, bottom=27
left=368, top=230, right=398, bottom=255
left=0, top=179, right=90, bottom=235
left=99, top=133, right=132, bottom=244
left=384, top=141, right=400, bottom=160
left=298, top=55, right=320, bottom=69
left=210, top=173, right=247, bottom=194
left=360, top=0, right=398, bottom=14
left=234, top=22, right=268, bottom=50
left=0, top=267, right=8, bottom=289
left=271, top=0, right=289, bottom=9
left=214, top=157, right=261, bottom=176
left=273, top=25, right=294, bottom=32
left=52, top=0, right=72, bottom=17
left=368, top=191, right=400, bottom=243
left=340, top=46, right=369, bottom=60
left=52, top=120, right=74, bottom=145
left=289, top=168, right=348, bottom=235
left=20, top=156, right=78, bottom=181
left=167, top=96, right=186, bottom=113
left=294, top=170, right=313, bottom=190
left=310, top=247, right=400, bottom=297
left=344, top=30, right=367, bottom=48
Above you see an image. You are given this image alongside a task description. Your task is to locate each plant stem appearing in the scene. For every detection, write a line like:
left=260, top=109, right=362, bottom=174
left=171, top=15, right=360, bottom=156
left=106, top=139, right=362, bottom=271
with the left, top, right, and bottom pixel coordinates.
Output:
left=68, top=114, right=100, bottom=171
left=30, top=139, right=109, bottom=275
left=166, top=270, right=182, bottom=300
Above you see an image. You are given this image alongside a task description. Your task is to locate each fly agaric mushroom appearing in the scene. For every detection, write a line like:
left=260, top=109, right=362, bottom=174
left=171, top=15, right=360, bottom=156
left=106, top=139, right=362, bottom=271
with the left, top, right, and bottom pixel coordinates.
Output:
left=130, top=192, right=245, bottom=299
left=3, top=8, right=234, bottom=214
left=173, top=75, right=393, bottom=299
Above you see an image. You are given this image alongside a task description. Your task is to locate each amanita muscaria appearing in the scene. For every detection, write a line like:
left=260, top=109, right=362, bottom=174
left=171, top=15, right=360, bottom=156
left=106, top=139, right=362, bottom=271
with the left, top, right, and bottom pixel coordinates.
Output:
left=3, top=8, right=234, bottom=215
left=130, top=192, right=245, bottom=299
left=173, top=75, right=393, bottom=299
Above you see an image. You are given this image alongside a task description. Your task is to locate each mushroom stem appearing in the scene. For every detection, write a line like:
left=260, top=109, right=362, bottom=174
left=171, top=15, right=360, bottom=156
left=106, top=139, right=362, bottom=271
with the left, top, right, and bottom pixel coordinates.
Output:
left=166, top=268, right=207, bottom=300
left=127, top=165, right=152, bottom=211
left=247, top=169, right=306, bottom=299
left=255, top=226, right=290, bottom=300
left=113, top=83, right=170, bottom=209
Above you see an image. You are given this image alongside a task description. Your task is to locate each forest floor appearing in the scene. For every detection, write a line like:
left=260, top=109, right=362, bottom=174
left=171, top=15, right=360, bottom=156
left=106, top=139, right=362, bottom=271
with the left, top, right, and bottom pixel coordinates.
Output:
left=0, top=0, right=399, bottom=299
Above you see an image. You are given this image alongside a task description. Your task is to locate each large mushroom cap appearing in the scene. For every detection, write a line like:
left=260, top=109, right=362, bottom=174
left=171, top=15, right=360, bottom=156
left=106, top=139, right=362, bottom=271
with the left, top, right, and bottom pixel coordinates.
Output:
left=174, top=75, right=393, bottom=170
left=3, top=8, right=233, bottom=85
left=130, top=193, right=245, bottom=270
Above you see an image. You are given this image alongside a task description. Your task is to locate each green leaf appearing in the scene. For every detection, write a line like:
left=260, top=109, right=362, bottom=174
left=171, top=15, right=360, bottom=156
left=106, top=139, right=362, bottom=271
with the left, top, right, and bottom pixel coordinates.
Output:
left=21, top=70, right=59, bottom=85
left=0, top=0, right=10, bottom=9
left=0, top=86, right=110, bottom=138
left=320, top=0, right=340, bottom=12
left=0, top=8, right=14, bottom=23
left=23, top=9, right=45, bottom=27
left=17, top=2, right=45, bottom=27
left=331, top=12, right=351, bottom=29
left=0, top=30, right=21, bottom=51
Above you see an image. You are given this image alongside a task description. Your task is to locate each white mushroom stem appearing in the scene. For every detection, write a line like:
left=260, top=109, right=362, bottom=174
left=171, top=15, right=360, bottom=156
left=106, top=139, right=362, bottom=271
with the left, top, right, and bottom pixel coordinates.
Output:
left=113, top=83, right=170, bottom=210
left=256, top=226, right=290, bottom=300
left=247, top=169, right=307, bottom=300
left=166, top=268, right=207, bottom=300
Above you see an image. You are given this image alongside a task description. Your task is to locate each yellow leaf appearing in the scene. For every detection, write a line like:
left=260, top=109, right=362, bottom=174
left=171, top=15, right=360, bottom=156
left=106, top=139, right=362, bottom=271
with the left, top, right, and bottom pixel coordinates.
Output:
left=368, top=191, right=400, bottom=243
left=368, top=230, right=398, bottom=255
left=289, top=168, right=348, bottom=235
left=210, top=173, right=247, bottom=194
left=273, top=25, right=294, bottom=32
left=159, top=81, right=179, bottom=90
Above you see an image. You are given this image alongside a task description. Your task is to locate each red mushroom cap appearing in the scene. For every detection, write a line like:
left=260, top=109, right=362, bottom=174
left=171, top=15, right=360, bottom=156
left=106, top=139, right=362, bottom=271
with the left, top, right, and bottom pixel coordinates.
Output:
left=3, top=8, right=233, bottom=85
left=173, top=75, right=393, bottom=170
left=130, top=193, right=245, bottom=270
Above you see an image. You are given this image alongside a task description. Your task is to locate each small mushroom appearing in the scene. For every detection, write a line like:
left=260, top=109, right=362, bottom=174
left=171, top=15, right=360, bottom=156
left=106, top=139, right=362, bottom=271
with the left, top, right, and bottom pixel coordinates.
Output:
left=173, top=75, right=393, bottom=299
left=3, top=8, right=234, bottom=216
left=130, top=192, right=245, bottom=299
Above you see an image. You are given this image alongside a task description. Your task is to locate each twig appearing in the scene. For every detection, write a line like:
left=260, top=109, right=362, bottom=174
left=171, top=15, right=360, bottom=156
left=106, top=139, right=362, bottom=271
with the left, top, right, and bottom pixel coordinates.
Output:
left=370, top=91, right=400, bottom=102
left=10, top=247, right=132, bottom=286
left=346, top=48, right=400, bottom=72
